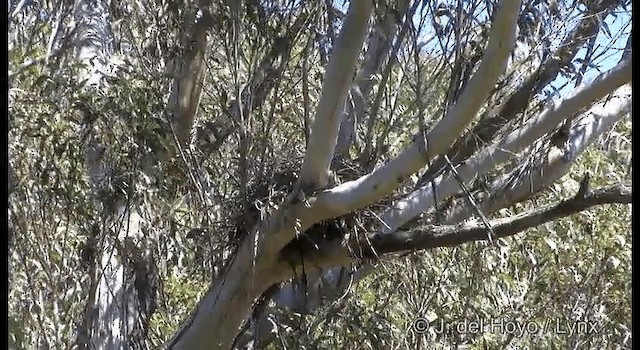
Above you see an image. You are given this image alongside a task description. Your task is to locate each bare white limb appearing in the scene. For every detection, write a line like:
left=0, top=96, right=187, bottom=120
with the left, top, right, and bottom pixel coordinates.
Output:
left=380, top=59, right=631, bottom=234
left=336, top=0, right=411, bottom=156
left=446, top=85, right=632, bottom=224
left=302, top=0, right=521, bottom=219
left=299, top=0, right=374, bottom=189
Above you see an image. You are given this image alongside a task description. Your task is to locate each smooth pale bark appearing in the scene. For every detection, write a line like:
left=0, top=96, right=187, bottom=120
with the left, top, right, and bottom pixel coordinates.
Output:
left=247, top=0, right=522, bottom=247
left=169, top=3, right=378, bottom=344
left=445, top=85, right=632, bottom=223
left=296, top=182, right=630, bottom=271
left=360, top=0, right=418, bottom=167
left=299, top=0, right=374, bottom=189
left=291, top=0, right=521, bottom=223
left=271, top=87, right=633, bottom=335
left=74, top=0, right=112, bottom=88
left=168, top=196, right=344, bottom=349
left=336, top=0, right=408, bottom=156
left=380, top=58, right=631, bottom=234
left=357, top=0, right=410, bottom=95
left=88, top=211, right=152, bottom=348
left=419, top=0, right=520, bottom=153
left=280, top=79, right=632, bottom=320
left=170, top=185, right=346, bottom=348
left=189, top=0, right=521, bottom=260
left=167, top=12, right=311, bottom=350
left=173, top=1, right=620, bottom=348
left=415, top=0, right=620, bottom=188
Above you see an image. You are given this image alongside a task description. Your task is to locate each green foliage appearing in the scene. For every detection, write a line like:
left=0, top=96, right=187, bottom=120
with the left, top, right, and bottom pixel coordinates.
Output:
left=277, top=120, right=631, bottom=349
left=148, top=275, right=209, bottom=344
left=8, top=0, right=631, bottom=348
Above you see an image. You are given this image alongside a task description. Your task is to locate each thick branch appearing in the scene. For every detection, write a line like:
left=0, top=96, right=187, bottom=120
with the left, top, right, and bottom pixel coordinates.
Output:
left=274, top=84, right=632, bottom=346
left=299, top=0, right=374, bottom=190
left=416, top=0, right=620, bottom=188
left=379, top=60, right=630, bottom=235
left=292, top=0, right=521, bottom=224
left=446, top=86, right=631, bottom=223
left=250, top=4, right=413, bottom=340
left=365, top=183, right=630, bottom=255
left=167, top=235, right=280, bottom=350
left=293, top=183, right=630, bottom=272
left=420, top=0, right=520, bottom=155
left=275, top=85, right=632, bottom=329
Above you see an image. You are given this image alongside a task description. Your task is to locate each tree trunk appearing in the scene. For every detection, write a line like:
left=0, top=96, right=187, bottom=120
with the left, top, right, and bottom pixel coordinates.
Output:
left=167, top=237, right=284, bottom=349
left=74, top=0, right=158, bottom=347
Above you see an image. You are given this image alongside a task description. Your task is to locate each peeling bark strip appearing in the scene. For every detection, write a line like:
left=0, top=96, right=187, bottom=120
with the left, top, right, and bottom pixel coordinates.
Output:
left=299, top=0, right=374, bottom=190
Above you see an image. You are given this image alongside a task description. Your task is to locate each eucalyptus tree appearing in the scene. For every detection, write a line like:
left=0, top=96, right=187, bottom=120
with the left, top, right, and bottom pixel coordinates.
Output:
left=8, top=0, right=631, bottom=349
